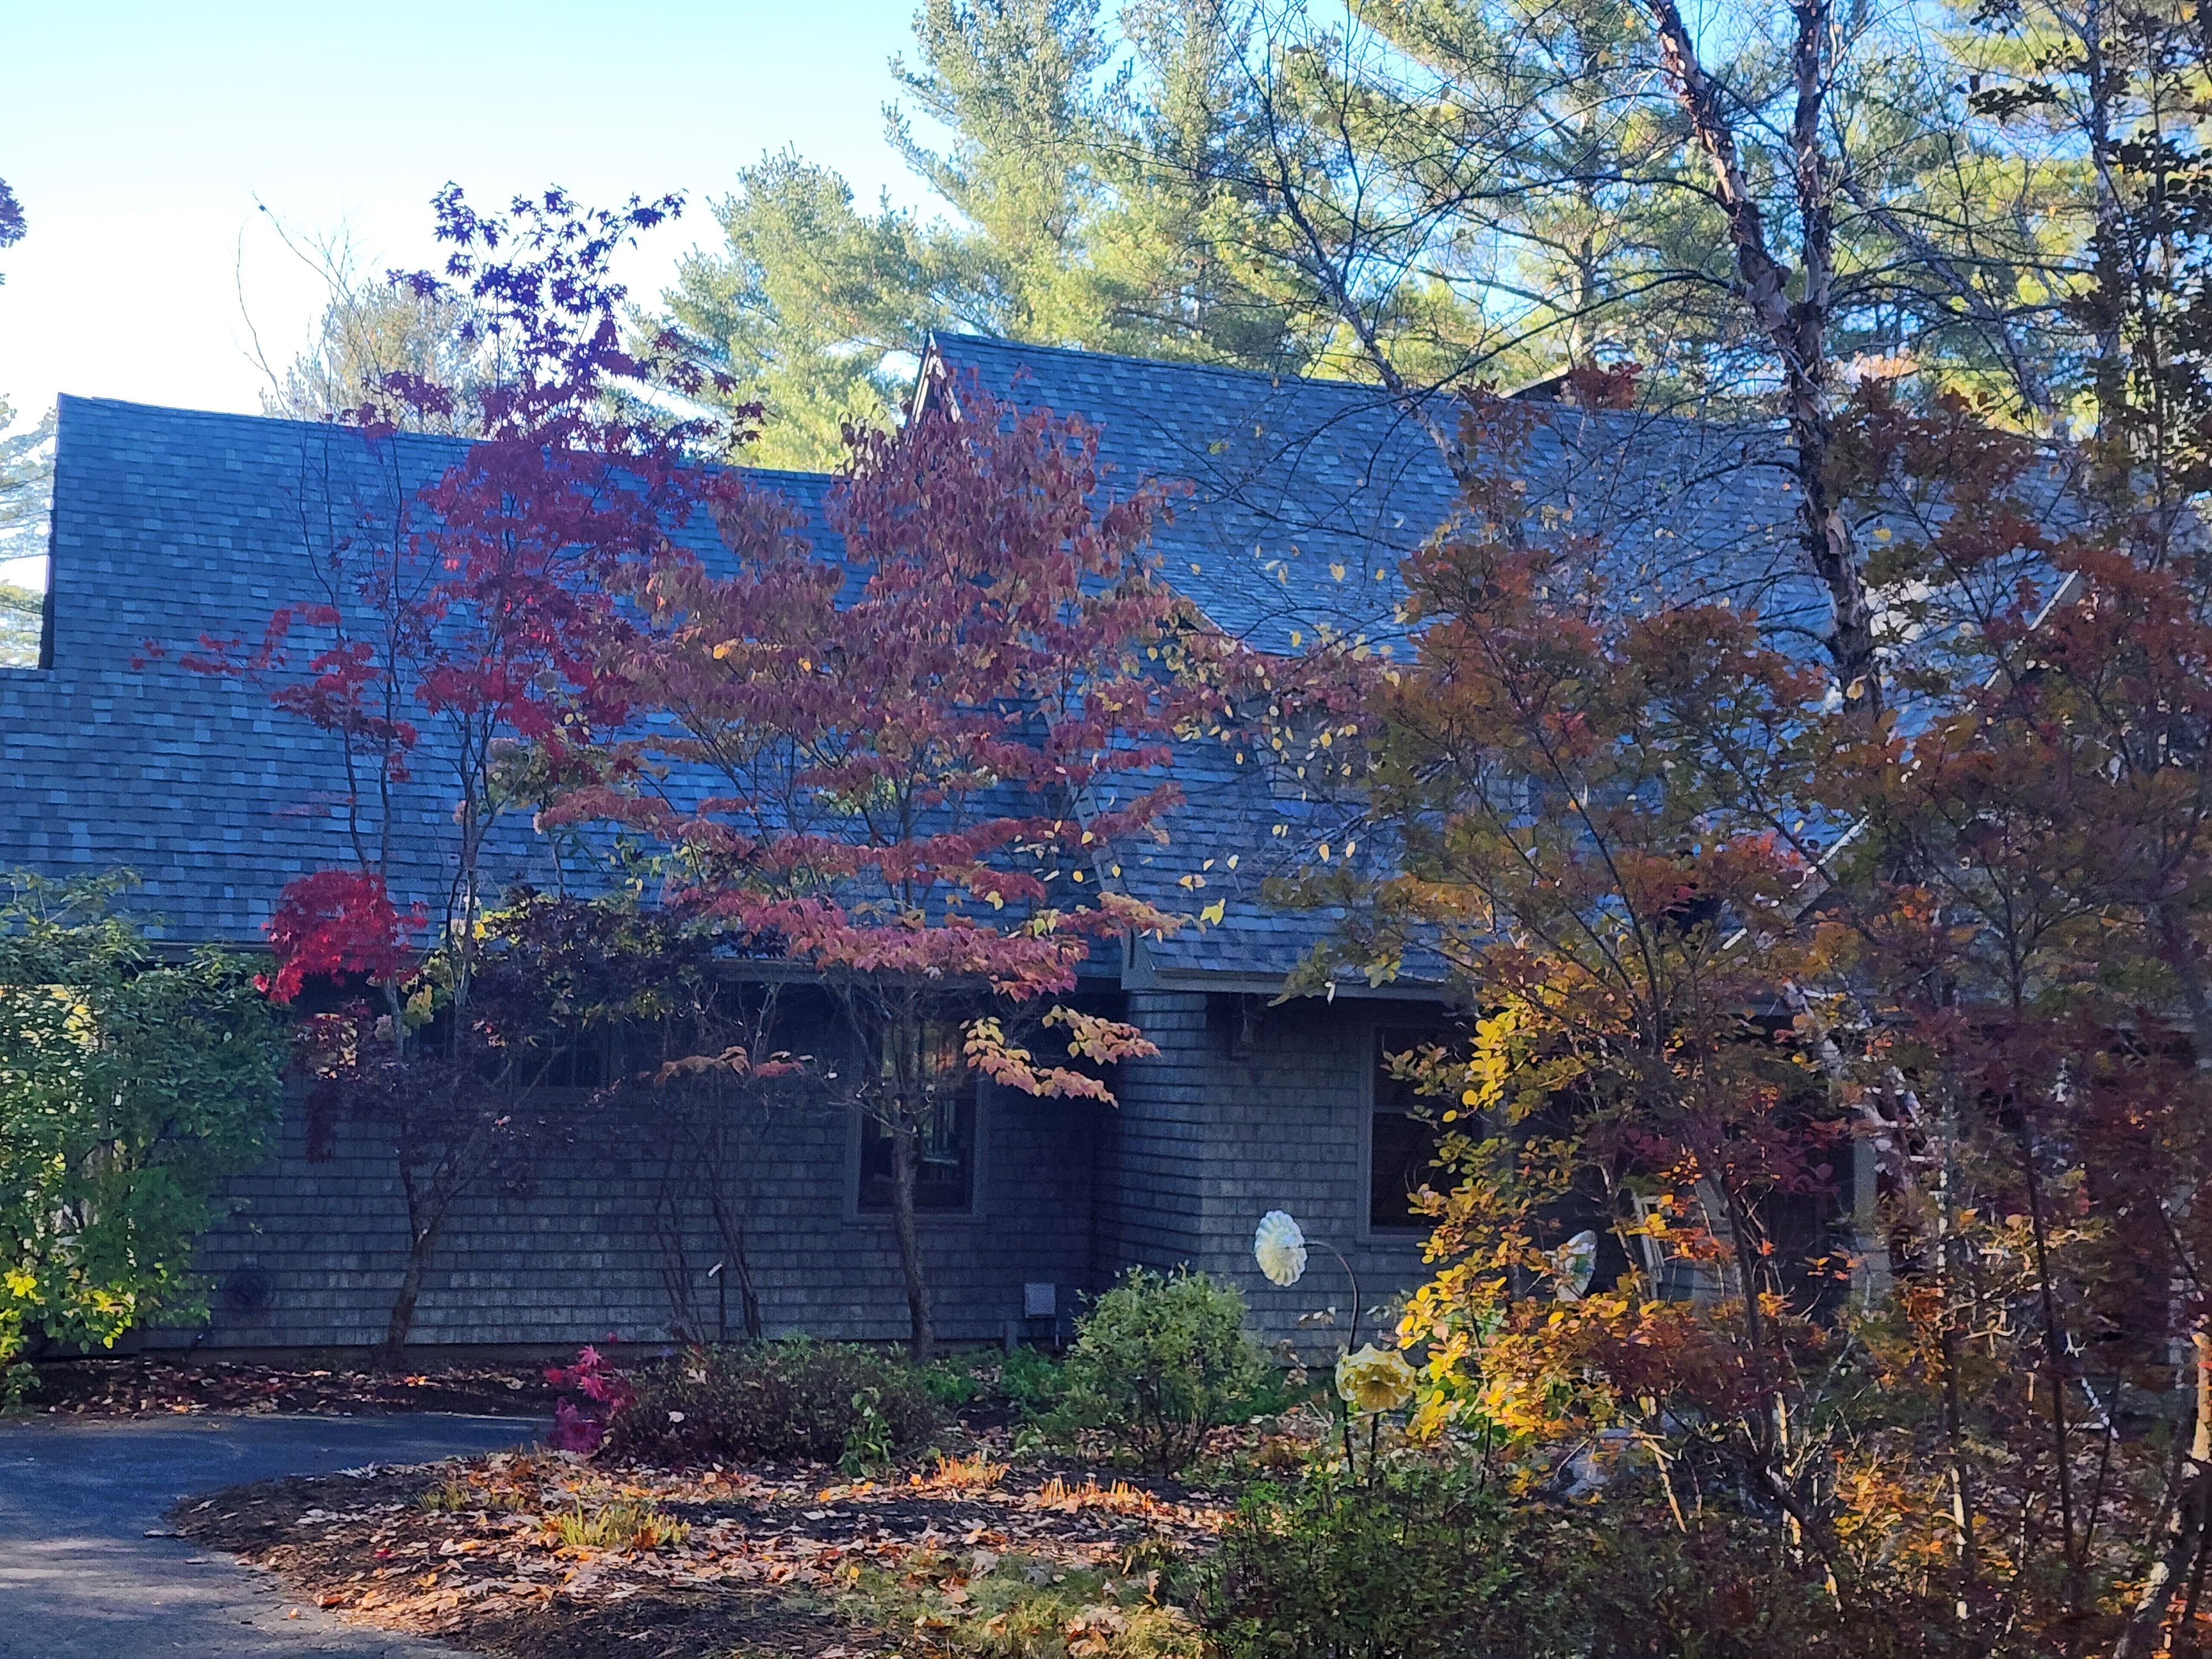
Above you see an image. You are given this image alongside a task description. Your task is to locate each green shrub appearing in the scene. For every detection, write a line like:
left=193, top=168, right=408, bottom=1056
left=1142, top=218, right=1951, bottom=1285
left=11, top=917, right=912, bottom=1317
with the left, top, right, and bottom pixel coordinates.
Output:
left=1204, top=1465, right=1931, bottom=1659
left=998, top=1343, right=1065, bottom=1420
left=602, top=1339, right=940, bottom=1468
left=1523, top=1509, right=1928, bottom=1659
left=922, top=1352, right=988, bottom=1409
left=1201, top=1464, right=1518, bottom=1659
left=839, top=1550, right=1204, bottom=1659
left=1047, top=1267, right=1269, bottom=1473
left=1, top=873, right=283, bottom=1367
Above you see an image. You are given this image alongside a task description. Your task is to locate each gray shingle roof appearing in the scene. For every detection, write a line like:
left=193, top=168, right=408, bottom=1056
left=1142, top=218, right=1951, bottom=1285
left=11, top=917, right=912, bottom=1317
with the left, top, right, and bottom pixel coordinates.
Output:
left=5, top=345, right=1812, bottom=991
left=922, top=335, right=1814, bottom=985
left=924, top=333, right=1824, bottom=654
left=0, top=398, right=840, bottom=948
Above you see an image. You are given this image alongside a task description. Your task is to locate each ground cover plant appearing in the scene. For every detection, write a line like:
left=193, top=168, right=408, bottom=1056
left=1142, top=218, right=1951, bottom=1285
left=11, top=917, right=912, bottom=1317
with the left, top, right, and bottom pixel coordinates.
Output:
left=165, top=1229, right=2095, bottom=1659
left=161, top=1284, right=1295, bottom=1659
left=173, top=1431, right=1234, bottom=1659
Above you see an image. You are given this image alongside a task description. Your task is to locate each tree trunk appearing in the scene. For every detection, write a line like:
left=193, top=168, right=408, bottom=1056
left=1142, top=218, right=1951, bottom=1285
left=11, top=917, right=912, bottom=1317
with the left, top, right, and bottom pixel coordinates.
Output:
left=1640, top=0, right=1878, bottom=716
left=2116, top=1332, right=2212, bottom=1657
left=707, top=1188, right=765, bottom=1341
left=383, top=1220, right=439, bottom=1365
left=889, top=1117, right=935, bottom=1362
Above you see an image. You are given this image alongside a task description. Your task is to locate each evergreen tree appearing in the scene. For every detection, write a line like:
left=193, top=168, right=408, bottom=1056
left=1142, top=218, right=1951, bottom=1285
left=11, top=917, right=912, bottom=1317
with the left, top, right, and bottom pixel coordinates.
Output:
left=0, top=179, right=46, bottom=669
left=660, top=0, right=1325, bottom=468
left=0, top=176, right=23, bottom=268
left=662, top=152, right=943, bottom=471
left=0, top=399, right=52, bottom=669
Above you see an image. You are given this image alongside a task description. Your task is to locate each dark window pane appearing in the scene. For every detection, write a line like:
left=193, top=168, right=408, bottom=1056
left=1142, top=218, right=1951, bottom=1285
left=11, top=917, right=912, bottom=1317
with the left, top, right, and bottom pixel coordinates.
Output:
left=859, top=1092, right=974, bottom=1212
left=1370, top=1109, right=1446, bottom=1230
left=523, top=1025, right=613, bottom=1092
left=1371, top=1026, right=1449, bottom=1232
left=859, top=1024, right=976, bottom=1213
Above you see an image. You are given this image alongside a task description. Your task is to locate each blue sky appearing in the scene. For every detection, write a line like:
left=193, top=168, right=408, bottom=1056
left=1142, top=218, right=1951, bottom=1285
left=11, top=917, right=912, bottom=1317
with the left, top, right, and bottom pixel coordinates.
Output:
left=0, top=1, right=942, bottom=435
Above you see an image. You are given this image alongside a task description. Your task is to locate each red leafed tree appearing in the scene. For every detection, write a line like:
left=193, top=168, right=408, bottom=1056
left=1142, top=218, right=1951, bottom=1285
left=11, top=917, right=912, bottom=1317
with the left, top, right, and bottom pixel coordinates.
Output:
left=554, top=377, right=1188, bottom=1358
left=1308, top=373, right=2212, bottom=1651
left=200, top=185, right=750, bottom=1357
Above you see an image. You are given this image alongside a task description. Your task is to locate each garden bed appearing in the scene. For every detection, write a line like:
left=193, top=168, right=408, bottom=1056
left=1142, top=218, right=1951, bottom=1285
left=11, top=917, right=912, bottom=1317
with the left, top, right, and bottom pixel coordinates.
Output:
left=170, top=1437, right=1229, bottom=1659
left=20, top=1355, right=555, bottom=1418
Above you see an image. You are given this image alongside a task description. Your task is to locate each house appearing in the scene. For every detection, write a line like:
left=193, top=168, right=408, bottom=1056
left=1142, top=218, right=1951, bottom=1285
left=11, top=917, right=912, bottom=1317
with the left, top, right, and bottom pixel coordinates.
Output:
left=0, top=335, right=1812, bottom=1354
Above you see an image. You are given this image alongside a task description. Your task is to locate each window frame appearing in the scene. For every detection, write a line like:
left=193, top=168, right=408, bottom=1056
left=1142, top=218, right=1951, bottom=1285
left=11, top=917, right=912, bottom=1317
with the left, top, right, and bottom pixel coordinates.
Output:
left=1358, top=1019, right=1456, bottom=1243
left=845, top=1063, right=990, bottom=1225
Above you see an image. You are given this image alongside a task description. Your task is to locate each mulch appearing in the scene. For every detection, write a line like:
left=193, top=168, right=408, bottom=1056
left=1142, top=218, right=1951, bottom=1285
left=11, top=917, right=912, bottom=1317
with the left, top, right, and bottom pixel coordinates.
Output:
left=22, top=1355, right=556, bottom=1418
left=168, top=1439, right=1233, bottom=1659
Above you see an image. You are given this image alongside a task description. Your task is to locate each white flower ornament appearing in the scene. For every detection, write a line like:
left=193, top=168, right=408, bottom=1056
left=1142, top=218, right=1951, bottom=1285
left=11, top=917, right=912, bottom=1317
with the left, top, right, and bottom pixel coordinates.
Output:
left=1555, top=1228, right=1600, bottom=1302
left=1254, top=1210, right=1308, bottom=1287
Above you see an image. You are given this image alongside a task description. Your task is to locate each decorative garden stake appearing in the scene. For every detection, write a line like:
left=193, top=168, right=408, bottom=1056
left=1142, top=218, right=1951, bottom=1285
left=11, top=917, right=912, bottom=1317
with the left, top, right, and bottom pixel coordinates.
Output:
left=1554, top=1229, right=1600, bottom=1302
left=1335, top=1343, right=1417, bottom=1413
left=1257, top=1207, right=1380, bottom=1467
left=1253, top=1210, right=1308, bottom=1287
left=1335, top=1343, right=1417, bottom=1483
left=1252, top=1208, right=1361, bottom=1347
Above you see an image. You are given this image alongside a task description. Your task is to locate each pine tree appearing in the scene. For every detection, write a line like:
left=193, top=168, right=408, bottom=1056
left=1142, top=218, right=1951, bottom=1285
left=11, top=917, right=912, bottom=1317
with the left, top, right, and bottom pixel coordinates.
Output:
left=660, top=0, right=1325, bottom=468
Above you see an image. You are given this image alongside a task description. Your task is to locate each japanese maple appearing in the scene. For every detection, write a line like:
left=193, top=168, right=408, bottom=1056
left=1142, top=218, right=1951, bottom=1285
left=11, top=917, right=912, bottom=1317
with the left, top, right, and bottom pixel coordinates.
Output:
left=1324, top=376, right=2212, bottom=1653
left=195, top=185, right=752, bottom=1357
left=554, top=374, right=1189, bottom=1357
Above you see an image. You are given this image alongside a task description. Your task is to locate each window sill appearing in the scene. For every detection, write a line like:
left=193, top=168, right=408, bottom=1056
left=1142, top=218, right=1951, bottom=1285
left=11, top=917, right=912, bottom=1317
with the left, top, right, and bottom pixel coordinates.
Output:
left=847, top=1208, right=989, bottom=1228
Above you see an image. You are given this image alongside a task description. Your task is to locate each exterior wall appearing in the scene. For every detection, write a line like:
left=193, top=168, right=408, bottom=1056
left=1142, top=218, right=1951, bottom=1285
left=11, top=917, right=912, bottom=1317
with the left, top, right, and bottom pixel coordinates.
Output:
left=1089, top=991, right=1213, bottom=1277
left=140, top=987, right=1437, bottom=1357
left=154, top=1078, right=1100, bottom=1355
left=1092, top=990, right=1437, bottom=1350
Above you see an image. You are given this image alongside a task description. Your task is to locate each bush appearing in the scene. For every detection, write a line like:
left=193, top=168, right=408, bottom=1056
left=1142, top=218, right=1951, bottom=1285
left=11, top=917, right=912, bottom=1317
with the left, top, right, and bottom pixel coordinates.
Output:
left=603, top=1339, right=940, bottom=1468
left=922, top=1352, right=989, bottom=1409
left=1204, top=1464, right=1932, bottom=1659
left=544, top=1344, right=635, bottom=1454
left=1, top=873, right=284, bottom=1367
left=1048, top=1267, right=1270, bottom=1473
left=999, top=1343, right=1065, bottom=1420
left=839, top=1548, right=1204, bottom=1659
left=1202, top=1464, right=1519, bottom=1659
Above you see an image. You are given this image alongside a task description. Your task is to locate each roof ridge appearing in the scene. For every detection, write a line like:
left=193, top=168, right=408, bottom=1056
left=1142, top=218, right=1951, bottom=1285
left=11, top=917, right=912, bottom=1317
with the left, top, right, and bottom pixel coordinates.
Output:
left=57, top=393, right=478, bottom=452
left=924, top=333, right=1761, bottom=437
left=54, top=396, right=846, bottom=491
left=925, top=331, right=1414, bottom=401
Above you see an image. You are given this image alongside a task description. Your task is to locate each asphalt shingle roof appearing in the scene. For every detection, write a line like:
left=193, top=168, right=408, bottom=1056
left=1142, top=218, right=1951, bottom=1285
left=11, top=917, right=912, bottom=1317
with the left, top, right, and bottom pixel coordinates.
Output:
left=5, top=342, right=1812, bottom=990
left=924, top=335, right=1815, bottom=985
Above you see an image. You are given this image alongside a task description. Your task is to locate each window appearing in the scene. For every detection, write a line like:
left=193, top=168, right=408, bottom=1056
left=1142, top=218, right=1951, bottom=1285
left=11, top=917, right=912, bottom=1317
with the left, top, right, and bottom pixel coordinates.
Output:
left=858, top=1024, right=977, bottom=1213
left=1369, top=1026, right=1451, bottom=1232
left=531, top=1027, right=613, bottom=1092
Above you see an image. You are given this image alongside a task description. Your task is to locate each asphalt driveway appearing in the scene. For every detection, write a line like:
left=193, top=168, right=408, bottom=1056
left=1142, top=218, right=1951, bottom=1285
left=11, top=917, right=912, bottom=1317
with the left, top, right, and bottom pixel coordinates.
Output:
left=0, top=1412, right=539, bottom=1657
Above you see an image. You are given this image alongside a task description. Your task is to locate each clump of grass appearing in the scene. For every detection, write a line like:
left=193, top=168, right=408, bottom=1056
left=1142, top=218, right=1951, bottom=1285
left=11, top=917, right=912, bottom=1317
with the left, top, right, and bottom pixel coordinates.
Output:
left=544, top=1499, right=690, bottom=1551
left=839, top=1552, right=1202, bottom=1659
left=415, top=1476, right=476, bottom=1514
left=932, top=1450, right=1006, bottom=1490
left=415, top=1467, right=537, bottom=1515
left=1036, top=1475, right=1160, bottom=1516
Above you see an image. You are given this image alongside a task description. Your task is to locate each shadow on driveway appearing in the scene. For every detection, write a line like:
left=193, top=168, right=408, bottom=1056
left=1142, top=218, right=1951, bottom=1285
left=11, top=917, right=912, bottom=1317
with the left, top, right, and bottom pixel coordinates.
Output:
left=0, top=1412, right=538, bottom=1657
